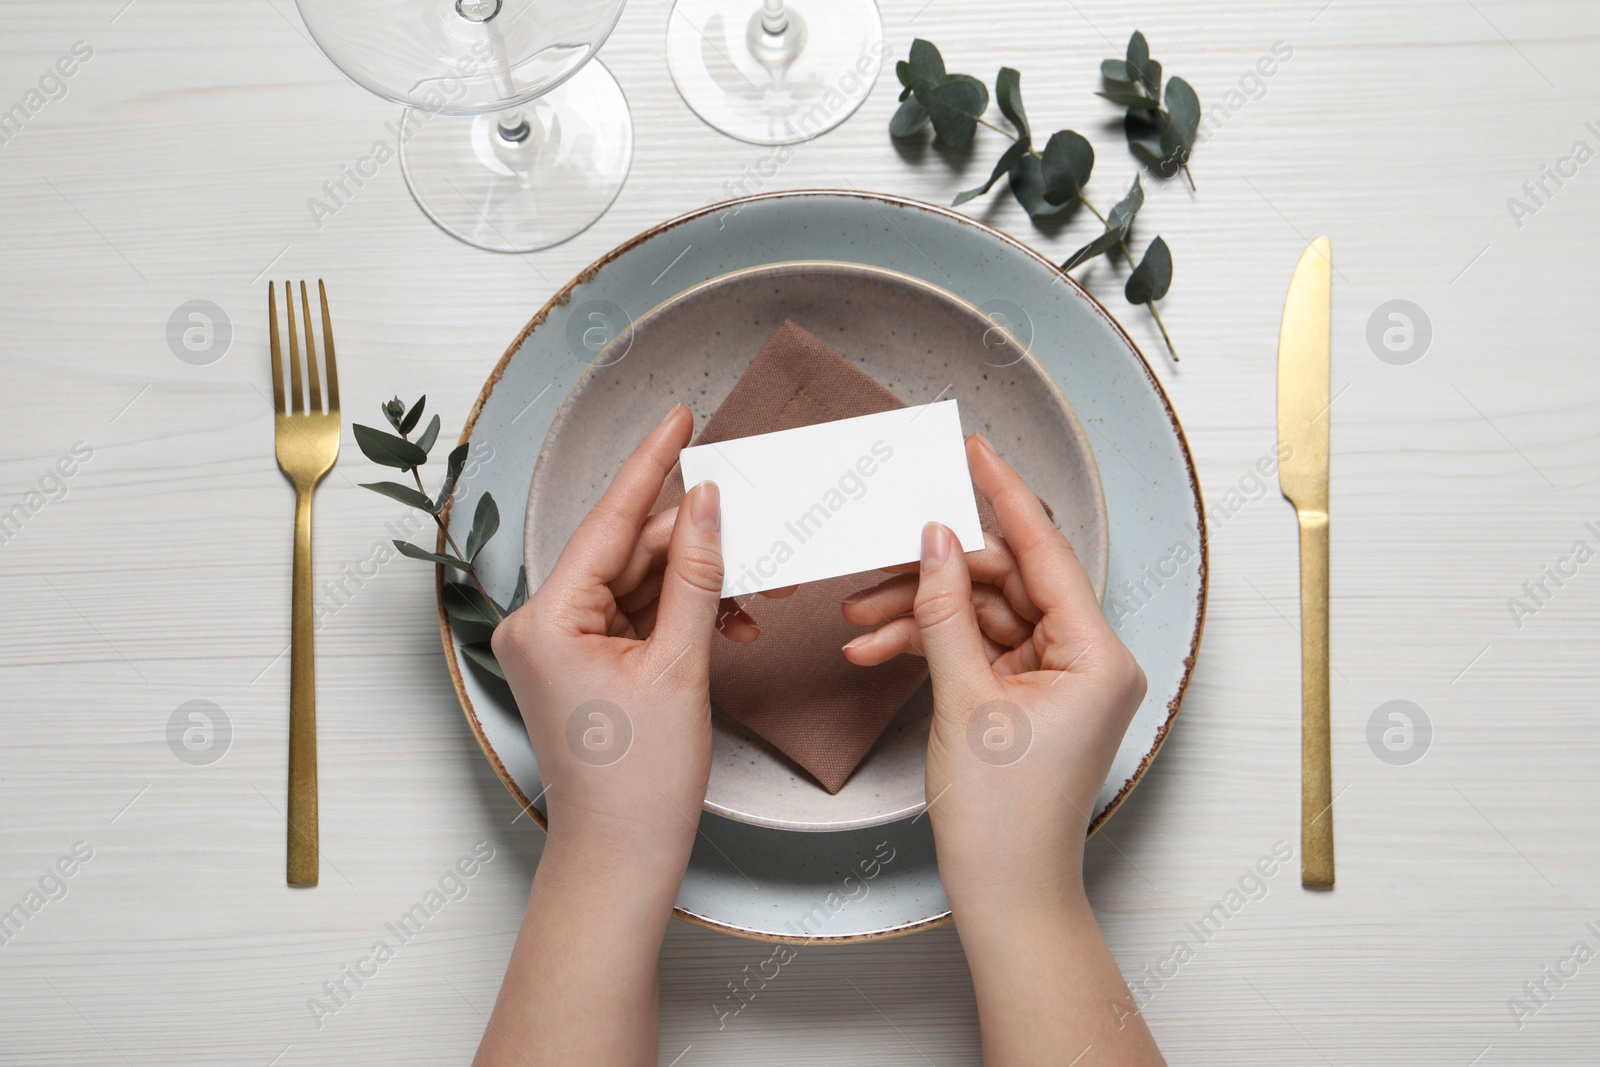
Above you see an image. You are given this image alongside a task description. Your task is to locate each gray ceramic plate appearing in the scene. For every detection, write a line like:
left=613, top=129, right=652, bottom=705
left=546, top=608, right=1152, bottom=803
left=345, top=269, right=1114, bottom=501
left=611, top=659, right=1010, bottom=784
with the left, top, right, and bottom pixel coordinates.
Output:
left=441, top=190, right=1206, bottom=942
left=523, top=260, right=1109, bottom=832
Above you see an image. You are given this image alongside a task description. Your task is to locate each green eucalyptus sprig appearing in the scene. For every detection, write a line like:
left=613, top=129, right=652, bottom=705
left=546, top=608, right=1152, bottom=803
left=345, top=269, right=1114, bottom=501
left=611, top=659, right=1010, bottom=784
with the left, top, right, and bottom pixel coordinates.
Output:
left=890, top=35, right=1200, bottom=361
left=1099, top=31, right=1201, bottom=190
left=353, top=395, right=527, bottom=679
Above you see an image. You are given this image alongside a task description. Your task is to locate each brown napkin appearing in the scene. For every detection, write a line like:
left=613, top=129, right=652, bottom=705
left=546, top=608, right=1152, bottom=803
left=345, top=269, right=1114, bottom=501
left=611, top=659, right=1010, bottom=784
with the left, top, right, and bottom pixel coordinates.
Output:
left=653, top=320, right=994, bottom=793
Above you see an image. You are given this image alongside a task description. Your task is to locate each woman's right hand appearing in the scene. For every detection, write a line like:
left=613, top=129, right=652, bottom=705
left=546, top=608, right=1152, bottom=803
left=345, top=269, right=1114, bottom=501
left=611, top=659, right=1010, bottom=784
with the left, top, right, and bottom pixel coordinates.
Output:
left=841, top=433, right=1164, bottom=1065
left=842, top=432, right=1148, bottom=901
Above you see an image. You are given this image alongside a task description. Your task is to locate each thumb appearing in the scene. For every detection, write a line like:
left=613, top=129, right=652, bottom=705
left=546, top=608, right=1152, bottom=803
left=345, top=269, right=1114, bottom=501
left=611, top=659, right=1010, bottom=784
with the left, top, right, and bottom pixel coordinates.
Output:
left=649, top=481, right=725, bottom=680
left=913, top=522, right=993, bottom=705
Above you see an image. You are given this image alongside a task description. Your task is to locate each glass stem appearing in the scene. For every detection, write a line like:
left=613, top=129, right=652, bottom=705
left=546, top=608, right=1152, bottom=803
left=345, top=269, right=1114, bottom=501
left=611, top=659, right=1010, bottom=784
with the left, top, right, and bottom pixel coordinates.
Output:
left=761, top=0, right=787, bottom=36
left=497, top=112, right=530, bottom=143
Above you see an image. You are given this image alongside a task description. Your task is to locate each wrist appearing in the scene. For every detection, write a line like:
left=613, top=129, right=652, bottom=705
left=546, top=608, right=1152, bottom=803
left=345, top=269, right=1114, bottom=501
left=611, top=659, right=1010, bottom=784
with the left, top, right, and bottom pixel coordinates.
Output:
left=541, top=808, right=696, bottom=899
left=934, top=812, right=1081, bottom=915
left=945, top=873, right=1095, bottom=973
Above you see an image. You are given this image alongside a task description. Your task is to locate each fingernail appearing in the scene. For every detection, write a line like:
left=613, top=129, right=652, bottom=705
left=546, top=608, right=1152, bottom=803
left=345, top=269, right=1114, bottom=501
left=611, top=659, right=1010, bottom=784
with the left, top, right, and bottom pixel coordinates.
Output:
left=843, top=633, right=872, bottom=651
left=659, top=403, right=687, bottom=429
left=841, top=589, right=867, bottom=605
left=690, top=480, right=720, bottom=532
left=922, top=522, right=950, bottom=569
left=970, top=432, right=995, bottom=455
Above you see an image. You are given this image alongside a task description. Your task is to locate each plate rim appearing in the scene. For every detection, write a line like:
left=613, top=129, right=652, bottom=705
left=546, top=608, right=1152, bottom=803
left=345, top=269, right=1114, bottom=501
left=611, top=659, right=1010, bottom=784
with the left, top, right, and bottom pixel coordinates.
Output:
left=435, top=188, right=1209, bottom=943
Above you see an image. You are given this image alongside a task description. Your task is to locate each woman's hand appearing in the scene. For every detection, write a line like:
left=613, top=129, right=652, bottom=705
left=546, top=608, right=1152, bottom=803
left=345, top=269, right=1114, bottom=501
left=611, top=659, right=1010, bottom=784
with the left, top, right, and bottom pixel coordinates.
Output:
left=843, top=432, right=1147, bottom=887
left=490, top=404, right=736, bottom=872
left=477, top=406, right=742, bottom=1067
left=840, top=433, right=1164, bottom=1065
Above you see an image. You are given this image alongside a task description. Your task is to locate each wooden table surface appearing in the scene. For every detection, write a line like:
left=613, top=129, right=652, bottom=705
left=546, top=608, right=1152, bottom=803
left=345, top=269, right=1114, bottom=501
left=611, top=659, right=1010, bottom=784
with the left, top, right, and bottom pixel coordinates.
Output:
left=2, top=1, right=1596, bottom=1063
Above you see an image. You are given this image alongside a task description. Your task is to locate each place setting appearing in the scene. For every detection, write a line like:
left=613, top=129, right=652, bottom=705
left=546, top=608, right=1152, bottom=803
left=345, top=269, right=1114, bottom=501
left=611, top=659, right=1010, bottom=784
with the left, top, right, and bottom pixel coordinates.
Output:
left=256, top=0, right=1237, bottom=945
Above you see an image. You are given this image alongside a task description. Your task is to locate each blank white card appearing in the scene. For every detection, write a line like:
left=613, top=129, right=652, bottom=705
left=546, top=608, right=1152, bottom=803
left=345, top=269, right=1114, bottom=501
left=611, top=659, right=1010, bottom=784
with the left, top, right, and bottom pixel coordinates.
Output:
left=678, top=400, right=985, bottom=596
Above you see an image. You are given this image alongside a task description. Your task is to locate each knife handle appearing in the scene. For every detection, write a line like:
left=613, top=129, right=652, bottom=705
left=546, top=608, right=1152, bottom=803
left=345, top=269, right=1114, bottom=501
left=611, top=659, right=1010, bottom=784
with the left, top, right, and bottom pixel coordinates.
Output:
left=1297, top=511, right=1333, bottom=886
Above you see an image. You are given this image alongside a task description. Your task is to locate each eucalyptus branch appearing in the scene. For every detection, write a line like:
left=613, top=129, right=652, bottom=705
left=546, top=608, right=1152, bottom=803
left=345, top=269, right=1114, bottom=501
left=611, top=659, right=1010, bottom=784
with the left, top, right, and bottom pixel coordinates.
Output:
left=354, top=395, right=527, bottom=678
left=402, top=438, right=505, bottom=625
left=889, top=34, right=1198, bottom=362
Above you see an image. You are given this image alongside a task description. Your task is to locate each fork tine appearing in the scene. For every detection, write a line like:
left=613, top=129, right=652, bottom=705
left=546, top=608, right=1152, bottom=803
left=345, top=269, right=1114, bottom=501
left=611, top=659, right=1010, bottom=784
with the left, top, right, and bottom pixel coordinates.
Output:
left=285, top=281, right=304, bottom=415
left=268, top=284, right=286, bottom=415
left=299, top=281, right=322, bottom=413
left=319, top=280, right=339, bottom=414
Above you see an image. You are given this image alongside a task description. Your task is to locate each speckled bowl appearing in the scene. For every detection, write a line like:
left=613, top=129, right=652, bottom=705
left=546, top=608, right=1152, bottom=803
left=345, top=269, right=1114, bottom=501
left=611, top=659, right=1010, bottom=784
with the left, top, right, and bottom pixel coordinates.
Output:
left=524, top=260, right=1110, bottom=831
left=440, top=190, right=1206, bottom=943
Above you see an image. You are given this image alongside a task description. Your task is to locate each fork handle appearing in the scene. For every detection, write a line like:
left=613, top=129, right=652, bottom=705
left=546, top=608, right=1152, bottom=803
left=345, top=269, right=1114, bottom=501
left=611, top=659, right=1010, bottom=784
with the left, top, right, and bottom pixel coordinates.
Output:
left=288, top=486, right=319, bottom=886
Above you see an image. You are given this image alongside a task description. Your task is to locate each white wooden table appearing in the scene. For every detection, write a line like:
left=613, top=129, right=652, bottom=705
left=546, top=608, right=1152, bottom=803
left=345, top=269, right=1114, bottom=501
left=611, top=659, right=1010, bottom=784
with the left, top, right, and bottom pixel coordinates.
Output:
left=3, top=1, right=1596, bottom=1063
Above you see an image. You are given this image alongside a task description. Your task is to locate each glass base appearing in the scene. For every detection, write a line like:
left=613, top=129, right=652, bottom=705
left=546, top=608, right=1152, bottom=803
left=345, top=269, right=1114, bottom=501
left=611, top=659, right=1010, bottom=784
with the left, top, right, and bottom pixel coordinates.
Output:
left=666, top=0, right=884, bottom=146
left=398, top=60, right=632, bottom=253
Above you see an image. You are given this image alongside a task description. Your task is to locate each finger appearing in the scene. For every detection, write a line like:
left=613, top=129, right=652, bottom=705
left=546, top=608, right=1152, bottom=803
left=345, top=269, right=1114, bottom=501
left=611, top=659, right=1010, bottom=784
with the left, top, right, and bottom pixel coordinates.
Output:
left=843, top=615, right=1009, bottom=667
left=911, top=523, right=993, bottom=702
left=549, top=406, right=692, bottom=593
left=843, top=576, right=1033, bottom=648
left=648, top=481, right=726, bottom=681
left=609, top=507, right=677, bottom=600
left=966, top=433, right=1100, bottom=624
left=621, top=570, right=759, bottom=643
left=761, top=584, right=799, bottom=599
left=842, top=616, right=919, bottom=666
left=616, top=569, right=665, bottom=616
left=880, top=529, right=1039, bottom=623
left=716, top=600, right=761, bottom=642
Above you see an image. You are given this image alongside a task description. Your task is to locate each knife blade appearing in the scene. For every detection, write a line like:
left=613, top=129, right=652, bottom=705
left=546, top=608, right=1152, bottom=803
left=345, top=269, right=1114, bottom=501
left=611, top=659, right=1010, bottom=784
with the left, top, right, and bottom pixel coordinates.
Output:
left=1277, top=236, right=1334, bottom=888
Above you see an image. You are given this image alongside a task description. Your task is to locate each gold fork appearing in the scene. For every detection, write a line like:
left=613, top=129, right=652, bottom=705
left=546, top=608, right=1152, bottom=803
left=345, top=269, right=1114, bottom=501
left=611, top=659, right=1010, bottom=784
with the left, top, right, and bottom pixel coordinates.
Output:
left=269, top=280, right=340, bottom=887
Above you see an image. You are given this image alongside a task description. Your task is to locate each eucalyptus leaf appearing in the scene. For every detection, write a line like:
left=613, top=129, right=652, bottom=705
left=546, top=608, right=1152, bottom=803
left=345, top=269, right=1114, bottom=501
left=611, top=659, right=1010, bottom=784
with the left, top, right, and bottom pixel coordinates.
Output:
left=415, top=413, right=441, bottom=456
left=353, top=423, right=428, bottom=470
left=394, top=539, right=473, bottom=573
left=1096, top=87, right=1161, bottom=109
left=382, top=398, right=405, bottom=432
left=944, top=72, right=990, bottom=107
left=361, top=480, right=434, bottom=512
left=510, top=565, right=529, bottom=612
left=1125, top=236, right=1173, bottom=304
left=1126, top=32, right=1160, bottom=99
left=995, top=67, right=1028, bottom=140
left=1142, top=59, right=1162, bottom=101
left=923, top=77, right=986, bottom=150
left=953, top=136, right=1031, bottom=206
left=1040, top=130, right=1094, bottom=205
left=889, top=97, right=931, bottom=137
left=906, top=39, right=946, bottom=91
left=1129, top=139, right=1168, bottom=175
left=1124, top=108, right=1172, bottom=175
left=452, top=618, right=497, bottom=646
left=1126, top=31, right=1148, bottom=71
left=1101, top=58, right=1130, bottom=82
left=459, top=641, right=505, bottom=680
left=1060, top=228, right=1126, bottom=272
left=400, top=395, right=426, bottom=435
left=895, top=59, right=914, bottom=94
left=434, top=442, right=470, bottom=514
left=444, top=582, right=500, bottom=626
left=1107, top=174, right=1145, bottom=232
left=465, top=493, right=500, bottom=562
left=1164, top=75, right=1201, bottom=156
left=1008, top=154, right=1077, bottom=219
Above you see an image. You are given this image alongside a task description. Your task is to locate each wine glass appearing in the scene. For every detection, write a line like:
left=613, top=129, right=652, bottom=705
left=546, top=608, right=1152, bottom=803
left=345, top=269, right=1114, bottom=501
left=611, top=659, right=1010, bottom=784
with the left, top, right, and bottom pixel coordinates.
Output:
left=297, top=0, right=632, bottom=253
left=666, top=0, right=884, bottom=145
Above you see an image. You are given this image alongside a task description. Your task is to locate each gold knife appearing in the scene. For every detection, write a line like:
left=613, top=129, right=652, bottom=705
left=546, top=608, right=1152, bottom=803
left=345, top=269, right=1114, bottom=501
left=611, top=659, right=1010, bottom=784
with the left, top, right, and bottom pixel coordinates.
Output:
left=1277, top=236, right=1334, bottom=888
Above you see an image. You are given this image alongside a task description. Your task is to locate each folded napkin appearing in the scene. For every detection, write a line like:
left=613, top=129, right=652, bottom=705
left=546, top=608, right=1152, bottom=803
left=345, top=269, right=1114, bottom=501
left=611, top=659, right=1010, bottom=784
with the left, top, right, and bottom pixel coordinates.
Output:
left=653, top=320, right=996, bottom=793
